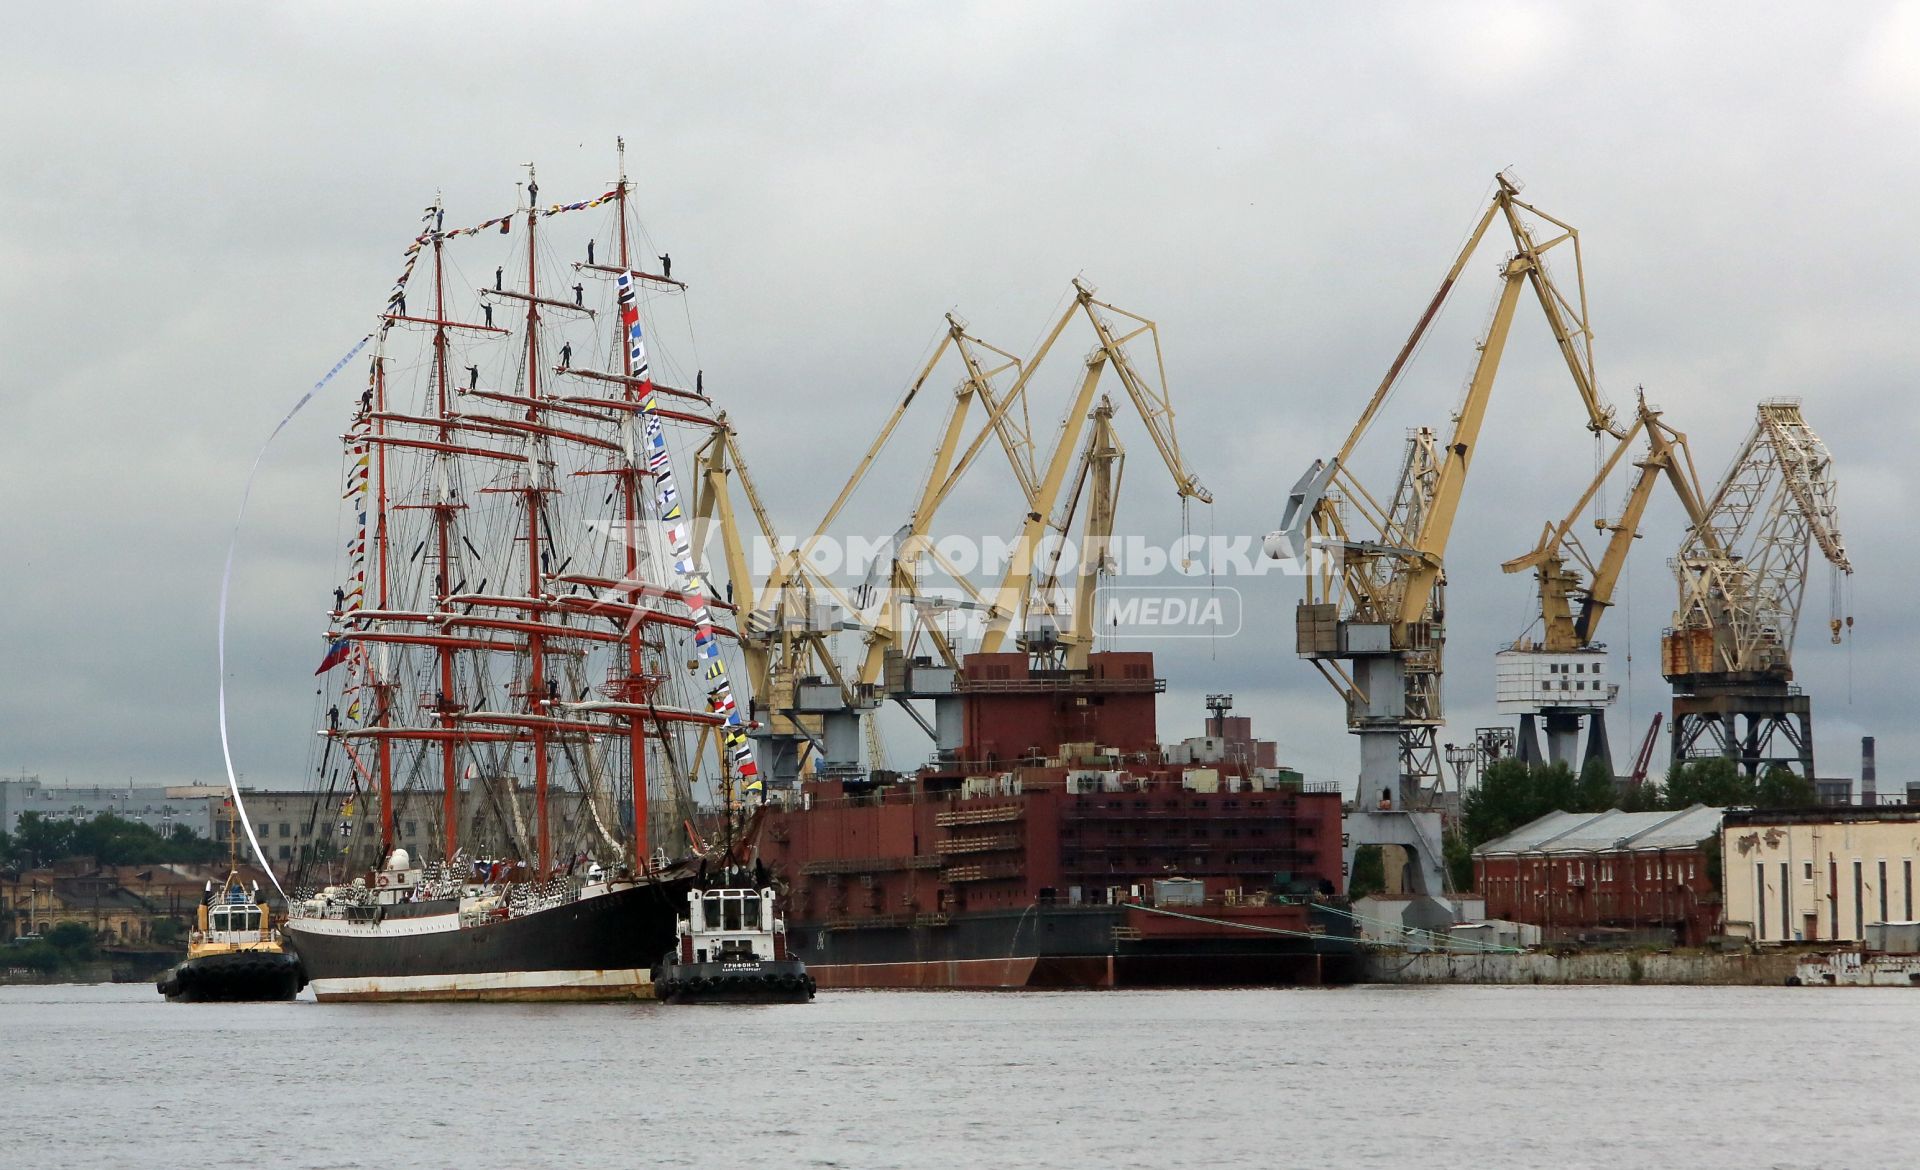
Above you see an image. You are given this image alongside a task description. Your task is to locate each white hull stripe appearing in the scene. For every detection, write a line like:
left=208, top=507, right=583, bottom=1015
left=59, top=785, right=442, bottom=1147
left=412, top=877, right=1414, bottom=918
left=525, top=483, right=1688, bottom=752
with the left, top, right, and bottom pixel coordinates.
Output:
left=309, top=968, right=653, bottom=1001
left=287, top=914, right=462, bottom=938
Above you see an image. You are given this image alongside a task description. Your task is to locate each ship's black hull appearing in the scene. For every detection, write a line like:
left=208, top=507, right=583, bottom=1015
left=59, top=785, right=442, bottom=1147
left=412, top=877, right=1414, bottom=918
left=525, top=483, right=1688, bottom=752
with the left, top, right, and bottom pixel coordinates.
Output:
left=157, top=949, right=306, bottom=1002
left=652, top=956, right=816, bottom=1004
left=284, top=878, right=690, bottom=1002
left=790, top=903, right=1362, bottom=989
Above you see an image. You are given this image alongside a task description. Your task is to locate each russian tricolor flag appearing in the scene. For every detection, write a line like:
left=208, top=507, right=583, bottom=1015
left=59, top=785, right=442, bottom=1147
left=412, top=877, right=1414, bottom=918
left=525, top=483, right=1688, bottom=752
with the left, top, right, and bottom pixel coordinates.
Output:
left=314, top=637, right=351, bottom=676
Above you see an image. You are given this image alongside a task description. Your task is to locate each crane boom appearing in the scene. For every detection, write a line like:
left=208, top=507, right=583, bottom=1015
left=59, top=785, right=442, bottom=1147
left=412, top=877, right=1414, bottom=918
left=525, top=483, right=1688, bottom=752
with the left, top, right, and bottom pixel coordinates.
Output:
left=1274, top=173, right=1622, bottom=807
left=1669, top=398, right=1850, bottom=678
left=1665, top=398, right=1851, bottom=778
left=1502, top=396, right=1713, bottom=653
left=979, top=280, right=1210, bottom=654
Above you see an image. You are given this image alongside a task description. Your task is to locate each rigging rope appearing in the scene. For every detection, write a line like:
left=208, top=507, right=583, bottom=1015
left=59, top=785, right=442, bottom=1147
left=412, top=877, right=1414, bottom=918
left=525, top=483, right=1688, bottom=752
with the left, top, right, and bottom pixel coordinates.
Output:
left=218, top=333, right=372, bottom=899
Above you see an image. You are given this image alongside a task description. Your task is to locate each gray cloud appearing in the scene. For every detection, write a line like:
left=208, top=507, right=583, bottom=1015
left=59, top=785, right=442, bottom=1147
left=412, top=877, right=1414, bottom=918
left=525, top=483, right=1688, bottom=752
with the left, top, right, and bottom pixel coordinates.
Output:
left=2, top=3, right=1913, bottom=794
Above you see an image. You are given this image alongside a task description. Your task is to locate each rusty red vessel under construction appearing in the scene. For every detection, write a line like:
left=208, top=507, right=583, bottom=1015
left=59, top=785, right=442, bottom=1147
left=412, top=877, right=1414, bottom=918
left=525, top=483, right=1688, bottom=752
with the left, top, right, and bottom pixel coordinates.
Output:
left=759, top=648, right=1361, bottom=989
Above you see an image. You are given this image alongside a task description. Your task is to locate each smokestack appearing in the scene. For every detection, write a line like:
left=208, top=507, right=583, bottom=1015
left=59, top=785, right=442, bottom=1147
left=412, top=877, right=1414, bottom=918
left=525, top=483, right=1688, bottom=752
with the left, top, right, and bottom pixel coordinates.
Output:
left=1862, top=736, right=1877, bottom=807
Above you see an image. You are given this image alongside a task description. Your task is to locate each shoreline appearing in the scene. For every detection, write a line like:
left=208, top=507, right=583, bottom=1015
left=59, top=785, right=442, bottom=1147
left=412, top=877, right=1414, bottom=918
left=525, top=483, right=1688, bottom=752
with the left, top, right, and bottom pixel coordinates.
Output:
left=1362, top=949, right=1807, bottom=986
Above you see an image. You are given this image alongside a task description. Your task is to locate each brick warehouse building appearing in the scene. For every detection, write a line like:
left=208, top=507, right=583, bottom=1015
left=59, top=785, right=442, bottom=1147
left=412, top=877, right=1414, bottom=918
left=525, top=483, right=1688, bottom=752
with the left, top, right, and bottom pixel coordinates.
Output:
left=1473, top=806, right=1725, bottom=945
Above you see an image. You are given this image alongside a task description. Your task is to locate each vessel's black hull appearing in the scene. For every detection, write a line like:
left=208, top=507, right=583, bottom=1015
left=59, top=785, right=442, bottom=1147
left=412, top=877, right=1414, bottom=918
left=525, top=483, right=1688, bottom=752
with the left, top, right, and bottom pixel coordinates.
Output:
left=157, top=949, right=306, bottom=1002
left=652, top=956, right=816, bottom=1004
left=790, top=904, right=1362, bottom=989
left=284, top=878, right=690, bottom=1002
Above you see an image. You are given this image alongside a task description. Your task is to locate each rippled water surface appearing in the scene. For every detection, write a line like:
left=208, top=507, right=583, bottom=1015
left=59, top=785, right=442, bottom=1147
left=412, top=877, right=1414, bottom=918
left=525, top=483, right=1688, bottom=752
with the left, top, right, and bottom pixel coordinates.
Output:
left=3, top=982, right=1912, bottom=1168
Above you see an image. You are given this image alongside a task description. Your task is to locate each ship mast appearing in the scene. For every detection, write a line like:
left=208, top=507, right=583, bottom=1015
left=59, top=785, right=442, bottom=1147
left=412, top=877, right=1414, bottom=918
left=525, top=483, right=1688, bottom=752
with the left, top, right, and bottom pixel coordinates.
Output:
left=324, top=159, right=749, bottom=882
left=613, top=138, right=653, bottom=872
left=431, top=203, right=461, bottom=862
left=521, top=165, right=553, bottom=877
left=372, top=346, right=395, bottom=860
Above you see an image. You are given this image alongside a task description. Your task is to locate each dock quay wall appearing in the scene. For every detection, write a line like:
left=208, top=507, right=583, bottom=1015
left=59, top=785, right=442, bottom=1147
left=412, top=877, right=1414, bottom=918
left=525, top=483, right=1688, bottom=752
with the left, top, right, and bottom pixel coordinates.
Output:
left=1363, top=949, right=1802, bottom=986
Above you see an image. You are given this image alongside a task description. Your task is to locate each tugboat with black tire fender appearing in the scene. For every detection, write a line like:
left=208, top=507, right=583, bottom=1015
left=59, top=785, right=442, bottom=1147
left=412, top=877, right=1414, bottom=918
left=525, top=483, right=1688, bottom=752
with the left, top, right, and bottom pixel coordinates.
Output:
left=652, top=873, right=813, bottom=1004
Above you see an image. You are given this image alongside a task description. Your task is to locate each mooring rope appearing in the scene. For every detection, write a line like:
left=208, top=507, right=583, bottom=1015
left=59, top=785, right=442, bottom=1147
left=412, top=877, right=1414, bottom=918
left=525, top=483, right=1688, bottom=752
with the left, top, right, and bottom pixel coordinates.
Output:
left=1130, top=901, right=1524, bottom=955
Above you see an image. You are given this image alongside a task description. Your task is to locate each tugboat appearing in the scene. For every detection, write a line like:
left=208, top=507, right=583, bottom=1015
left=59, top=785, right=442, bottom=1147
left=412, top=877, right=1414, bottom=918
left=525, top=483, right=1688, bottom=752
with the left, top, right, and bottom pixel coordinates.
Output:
left=652, top=869, right=814, bottom=1004
left=157, top=816, right=306, bottom=1002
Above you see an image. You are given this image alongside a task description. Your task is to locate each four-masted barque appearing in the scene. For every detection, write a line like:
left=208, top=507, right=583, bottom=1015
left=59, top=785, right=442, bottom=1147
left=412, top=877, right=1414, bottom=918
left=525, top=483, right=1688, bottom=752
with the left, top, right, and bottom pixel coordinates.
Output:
left=282, top=144, right=766, bottom=1002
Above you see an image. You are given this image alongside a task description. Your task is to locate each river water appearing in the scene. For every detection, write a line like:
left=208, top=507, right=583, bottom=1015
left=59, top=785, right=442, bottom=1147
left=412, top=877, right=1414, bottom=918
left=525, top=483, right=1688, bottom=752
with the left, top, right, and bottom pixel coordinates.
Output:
left=2, top=982, right=1909, bottom=1168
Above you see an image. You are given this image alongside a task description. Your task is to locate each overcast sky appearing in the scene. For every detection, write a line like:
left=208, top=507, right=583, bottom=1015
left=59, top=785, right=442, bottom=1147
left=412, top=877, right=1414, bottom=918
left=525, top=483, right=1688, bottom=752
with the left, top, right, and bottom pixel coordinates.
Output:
left=3, top=3, right=1916, bottom=796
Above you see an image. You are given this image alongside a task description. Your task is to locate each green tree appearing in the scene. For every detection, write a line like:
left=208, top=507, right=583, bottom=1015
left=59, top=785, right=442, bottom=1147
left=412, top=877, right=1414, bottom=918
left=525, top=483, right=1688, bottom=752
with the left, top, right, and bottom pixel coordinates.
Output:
left=5, top=941, right=62, bottom=973
left=166, top=824, right=222, bottom=863
left=1348, top=845, right=1387, bottom=899
left=1461, top=758, right=1537, bottom=849
left=1443, top=828, right=1475, bottom=893
left=1575, top=756, right=1617, bottom=812
left=1755, top=764, right=1817, bottom=809
left=1617, top=779, right=1666, bottom=813
left=43, top=921, right=98, bottom=962
left=1532, top=761, right=1581, bottom=817
left=4, top=813, right=222, bottom=868
left=10, top=813, right=72, bottom=868
left=1665, top=758, right=1754, bottom=808
left=68, top=813, right=184, bottom=865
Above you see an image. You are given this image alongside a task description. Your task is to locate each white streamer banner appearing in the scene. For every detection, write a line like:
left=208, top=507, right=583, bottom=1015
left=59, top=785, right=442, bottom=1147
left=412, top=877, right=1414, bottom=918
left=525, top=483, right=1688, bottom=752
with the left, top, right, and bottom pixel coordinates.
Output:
left=217, top=334, right=373, bottom=895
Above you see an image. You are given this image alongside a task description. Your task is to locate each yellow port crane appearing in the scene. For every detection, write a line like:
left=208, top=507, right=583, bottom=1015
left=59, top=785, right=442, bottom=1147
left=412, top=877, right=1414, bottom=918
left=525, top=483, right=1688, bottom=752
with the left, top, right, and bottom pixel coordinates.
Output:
left=736, top=309, right=1045, bottom=784
left=743, top=281, right=1209, bottom=784
left=1495, top=394, right=1714, bottom=768
left=1664, top=398, right=1851, bottom=777
left=976, top=280, right=1211, bottom=661
left=1268, top=171, right=1623, bottom=818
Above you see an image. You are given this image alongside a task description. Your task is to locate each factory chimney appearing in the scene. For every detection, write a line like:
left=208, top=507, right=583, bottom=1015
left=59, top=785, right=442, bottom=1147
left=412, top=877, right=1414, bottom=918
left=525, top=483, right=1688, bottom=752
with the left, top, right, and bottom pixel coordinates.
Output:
left=1861, top=736, right=1876, bottom=807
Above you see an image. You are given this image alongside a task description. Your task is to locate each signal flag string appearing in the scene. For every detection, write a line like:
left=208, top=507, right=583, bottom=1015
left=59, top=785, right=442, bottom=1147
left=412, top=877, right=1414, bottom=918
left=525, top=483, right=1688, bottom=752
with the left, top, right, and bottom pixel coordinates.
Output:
left=616, top=271, right=760, bottom=791
left=217, top=334, right=374, bottom=898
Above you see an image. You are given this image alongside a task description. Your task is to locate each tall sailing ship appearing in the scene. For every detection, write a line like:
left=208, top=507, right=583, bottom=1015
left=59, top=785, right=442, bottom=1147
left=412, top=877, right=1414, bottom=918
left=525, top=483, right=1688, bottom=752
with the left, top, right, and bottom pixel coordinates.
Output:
left=282, top=146, right=766, bottom=1002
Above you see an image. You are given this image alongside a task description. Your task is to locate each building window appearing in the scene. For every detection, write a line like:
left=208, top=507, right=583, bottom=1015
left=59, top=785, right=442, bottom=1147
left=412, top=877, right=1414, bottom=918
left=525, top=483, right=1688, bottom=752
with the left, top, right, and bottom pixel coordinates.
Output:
left=1576, top=664, right=1585, bottom=674
left=1803, top=861, right=1814, bottom=882
left=1879, top=860, right=1889, bottom=926
left=1756, top=863, right=1767, bottom=941
left=279, top=822, right=290, bottom=838
left=1853, top=861, right=1865, bottom=940
left=278, top=845, right=291, bottom=860
left=1907, top=860, right=1914, bottom=922
left=1781, top=862, right=1790, bottom=940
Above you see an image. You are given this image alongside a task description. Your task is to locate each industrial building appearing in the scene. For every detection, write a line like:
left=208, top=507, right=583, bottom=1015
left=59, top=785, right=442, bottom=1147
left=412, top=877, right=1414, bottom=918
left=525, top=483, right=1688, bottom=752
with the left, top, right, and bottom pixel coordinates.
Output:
left=1721, top=806, right=1920, bottom=945
left=1473, top=806, right=1724, bottom=946
left=0, top=777, right=228, bottom=838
